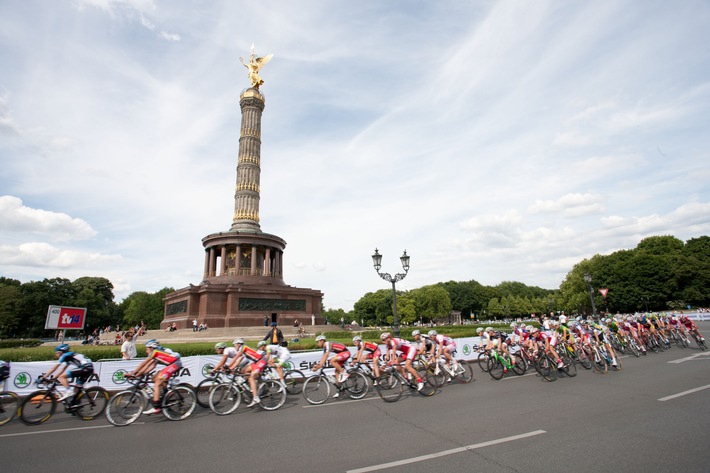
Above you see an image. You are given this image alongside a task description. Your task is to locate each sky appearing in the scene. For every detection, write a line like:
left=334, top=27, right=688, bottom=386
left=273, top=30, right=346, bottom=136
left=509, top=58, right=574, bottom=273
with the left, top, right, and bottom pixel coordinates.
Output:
left=1, top=0, right=709, bottom=311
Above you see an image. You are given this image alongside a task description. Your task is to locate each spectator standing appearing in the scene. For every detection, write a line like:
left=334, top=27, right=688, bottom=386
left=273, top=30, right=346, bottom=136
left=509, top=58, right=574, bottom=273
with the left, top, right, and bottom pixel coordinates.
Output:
left=263, top=322, right=284, bottom=346
left=192, top=318, right=198, bottom=332
left=121, top=331, right=138, bottom=360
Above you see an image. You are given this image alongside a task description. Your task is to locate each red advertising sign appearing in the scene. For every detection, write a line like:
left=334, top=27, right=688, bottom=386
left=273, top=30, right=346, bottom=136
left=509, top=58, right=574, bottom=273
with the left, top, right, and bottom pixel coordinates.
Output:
left=599, top=288, right=609, bottom=299
left=45, top=305, right=87, bottom=330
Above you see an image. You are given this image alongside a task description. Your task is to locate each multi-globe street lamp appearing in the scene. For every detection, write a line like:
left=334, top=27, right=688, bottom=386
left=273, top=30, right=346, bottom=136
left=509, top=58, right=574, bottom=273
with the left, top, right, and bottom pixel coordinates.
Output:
left=583, top=273, right=596, bottom=318
left=371, top=248, right=410, bottom=337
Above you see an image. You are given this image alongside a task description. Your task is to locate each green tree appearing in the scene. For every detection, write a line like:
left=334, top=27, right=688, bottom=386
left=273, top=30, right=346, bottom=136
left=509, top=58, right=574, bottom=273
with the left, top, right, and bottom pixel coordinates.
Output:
left=19, top=278, right=77, bottom=338
left=412, top=285, right=452, bottom=323
left=0, top=279, right=22, bottom=338
left=121, top=287, right=174, bottom=329
left=73, top=277, right=118, bottom=332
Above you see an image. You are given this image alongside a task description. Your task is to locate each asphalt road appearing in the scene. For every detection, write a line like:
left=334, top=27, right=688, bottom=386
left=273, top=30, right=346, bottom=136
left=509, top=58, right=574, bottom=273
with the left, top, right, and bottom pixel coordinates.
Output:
left=2, top=322, right=709, bottom=473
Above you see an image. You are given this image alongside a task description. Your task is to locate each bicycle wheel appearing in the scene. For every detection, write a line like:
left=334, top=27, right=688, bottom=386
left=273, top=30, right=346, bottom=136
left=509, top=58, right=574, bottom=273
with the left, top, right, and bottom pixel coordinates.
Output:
left=425, top=363, right=446, bottom=388
left=0, top=391, right=20, bottom=425
left=344, top=371, right=369, bottom=400
left=105, top=390, right=145, bottom=426
left=74, top=387, right=109, bottom=420
left=375, top=371, right=403, bottom=402
left=561, top=355, right=577, bottom=377
left=592, top=349, right=608, bottom=374
left=477, top=352, right=490, bottom=372
left=209, top=384, right=241, bottom=415
left=628, top=339, right=640, bottom=357
left=162, top=386, right=196, bottom=421
left=284, top=369, right=305, bottom=395
left=414, top=367, right=437, bottom=396
left=488, top=357, right=505, bottom=380
left=454, top=362, right=474, bottom=383
left=20, top=390, right=56, bottom=425
left=257, top=380, right=286, bottom=411
left=536, top=356, right=557, bottom=382
left=195, top=378, right=220, bottom=408
left=303, top=375, right=331, bottom=405
left=511, top=356, right=527, bottom=376
left=578, top=346, right=593, bottom=369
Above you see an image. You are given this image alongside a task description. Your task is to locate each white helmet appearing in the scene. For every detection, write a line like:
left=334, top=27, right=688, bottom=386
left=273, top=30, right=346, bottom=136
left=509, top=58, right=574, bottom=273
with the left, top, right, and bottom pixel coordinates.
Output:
left=257, top=340, right=267, bottom=348
left=315, top=335, right=326, bottom=342
left=352, top=336, right=362, bottom=343
left=380, top=332, right=391, bottom=341
left=476, top=327, right=483, bottom=334
left=428, top=330, right=438, bottom=337
left=233, top=338, right=244, bottom=345
left=412, top=330, right=421, bottom=337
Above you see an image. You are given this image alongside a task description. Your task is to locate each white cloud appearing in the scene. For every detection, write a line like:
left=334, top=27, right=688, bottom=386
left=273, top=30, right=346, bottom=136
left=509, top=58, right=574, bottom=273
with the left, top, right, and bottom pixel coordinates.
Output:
left=529, top=193, right=606, bottom=217
left=0, top=196, right=96, bottom=241
left=0, top=242, right=122, bottom=268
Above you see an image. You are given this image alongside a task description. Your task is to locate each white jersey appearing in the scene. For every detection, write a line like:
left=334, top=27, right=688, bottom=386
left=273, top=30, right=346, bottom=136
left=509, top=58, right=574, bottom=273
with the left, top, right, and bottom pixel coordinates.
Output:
left=265, top=344, right=291, bottom=361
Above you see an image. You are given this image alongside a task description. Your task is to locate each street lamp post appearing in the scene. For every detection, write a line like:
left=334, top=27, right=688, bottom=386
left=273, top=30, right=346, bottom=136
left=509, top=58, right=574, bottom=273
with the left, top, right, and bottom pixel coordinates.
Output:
left=372, top=248, right=410, bottom=337
left=583, top=273, right=596, bottom=318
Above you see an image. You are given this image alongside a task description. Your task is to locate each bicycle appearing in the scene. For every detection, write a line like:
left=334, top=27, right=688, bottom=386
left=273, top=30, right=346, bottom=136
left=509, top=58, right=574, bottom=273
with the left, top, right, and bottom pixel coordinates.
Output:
left=303, top=367, right=369, bottom=405
left=0, top=379, right=20, bottom=426
left=20, top=376, right=108, bottom=425
left=348, top=361, right=380, bottom=388
left=432, top=356, right=474, bottom=384
left=195, top=369, right=227, bottom=408
left=487, top=348, right=526, bottom=380
left=375, top=364, right=437, bottom=402
left=688, top=331, right=707, bottom=351
left=105, top=374, right=196, bottom=426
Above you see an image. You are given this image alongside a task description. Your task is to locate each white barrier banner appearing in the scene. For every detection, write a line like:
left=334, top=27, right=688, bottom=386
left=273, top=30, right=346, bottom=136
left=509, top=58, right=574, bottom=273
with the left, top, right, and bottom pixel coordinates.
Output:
left=4, top=336, right=486, bottom=394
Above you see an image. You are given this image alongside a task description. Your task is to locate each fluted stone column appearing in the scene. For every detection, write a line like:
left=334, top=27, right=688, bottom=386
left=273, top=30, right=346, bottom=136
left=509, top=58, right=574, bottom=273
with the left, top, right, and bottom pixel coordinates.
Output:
left=231, top=88, right=265, bottom=233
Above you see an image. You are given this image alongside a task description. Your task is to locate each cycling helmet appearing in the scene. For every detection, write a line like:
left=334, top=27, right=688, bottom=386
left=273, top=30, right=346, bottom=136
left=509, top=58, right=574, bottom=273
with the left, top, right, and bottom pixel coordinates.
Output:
left=485, top=327, right=493, bottom=332
left=145, top=340, right=159, bottom=349
left=428, top=330, right=438, bottom=337
left=55, top=344, right=70, bottom=352
left=476, top=327, right=483, bottom=334
left=411, top=330, right=420, bottom=337
left=315, top=335, right=327, bottom=342
left=352, top=336, right=362, bottom=343
left=257, top=340, right=266, bottom=348
left=214, top=342, right=227, bottom=350
left=510, top=323, right=517, bottom=329
left=380, top=332, right=391, bottom=341
left=233, top=338, right=244, bottom=345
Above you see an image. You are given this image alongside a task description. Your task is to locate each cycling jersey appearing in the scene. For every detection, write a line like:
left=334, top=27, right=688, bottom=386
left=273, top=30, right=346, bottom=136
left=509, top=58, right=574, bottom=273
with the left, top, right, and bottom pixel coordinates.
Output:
left=360, top=341, right=382, bottom=359
left=387, top=338, right=416, bottom=360
left=433, top=334, right=457, bottom=352
left=57, top=352, right=94, bottom=384
left=148, top=347, right=182, bottom=380
left=323, top=341, right=351, bottom=363
left=265, top=344, right=291, bottom=364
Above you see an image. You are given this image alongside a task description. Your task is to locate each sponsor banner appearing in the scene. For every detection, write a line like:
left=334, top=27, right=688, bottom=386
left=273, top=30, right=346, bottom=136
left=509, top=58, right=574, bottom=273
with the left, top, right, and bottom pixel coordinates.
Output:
left=45, top=305, right=87, bottom=330
left=4, top=336, right=485, bottom=394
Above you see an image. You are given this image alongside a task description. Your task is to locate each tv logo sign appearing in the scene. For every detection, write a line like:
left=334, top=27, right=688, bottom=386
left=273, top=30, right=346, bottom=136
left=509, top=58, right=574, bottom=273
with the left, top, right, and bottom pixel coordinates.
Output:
left=45, top=305, right=87, bottom=330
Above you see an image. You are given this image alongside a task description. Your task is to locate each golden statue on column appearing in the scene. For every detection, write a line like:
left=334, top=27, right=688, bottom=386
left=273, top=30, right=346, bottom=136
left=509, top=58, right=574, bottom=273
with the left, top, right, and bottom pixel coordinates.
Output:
left=240, top=44, right=273, bottom=89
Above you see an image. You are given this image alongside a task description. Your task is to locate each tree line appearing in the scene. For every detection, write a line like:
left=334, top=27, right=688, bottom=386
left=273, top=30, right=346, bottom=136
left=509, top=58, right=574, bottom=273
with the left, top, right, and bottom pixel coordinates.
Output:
left=2, top=235, right=708, bottom=338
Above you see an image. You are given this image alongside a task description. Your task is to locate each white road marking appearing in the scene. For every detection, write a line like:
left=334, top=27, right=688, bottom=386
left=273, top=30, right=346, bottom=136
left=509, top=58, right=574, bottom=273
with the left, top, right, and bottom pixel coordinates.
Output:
left=302, top=395, right=382, bottom=408
left=346, top=430, right=546, bottom=473
left=668, top=352, right=710, bottom=364
left=0, top=424, right=123, bottom=438
left=658, top=383, right=710, bottom=402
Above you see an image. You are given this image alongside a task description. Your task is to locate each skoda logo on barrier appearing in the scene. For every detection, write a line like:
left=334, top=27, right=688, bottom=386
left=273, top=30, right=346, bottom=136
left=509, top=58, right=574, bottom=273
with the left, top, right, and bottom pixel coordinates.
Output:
left=283, top=361, right=294, bottom=371
left=462, top=344, right=471, bottom=356
left=202, top=364, right=215, bottom=377
left=113, top=369, right=128, bottom=384
left=14, top=372, right=31, bottom=389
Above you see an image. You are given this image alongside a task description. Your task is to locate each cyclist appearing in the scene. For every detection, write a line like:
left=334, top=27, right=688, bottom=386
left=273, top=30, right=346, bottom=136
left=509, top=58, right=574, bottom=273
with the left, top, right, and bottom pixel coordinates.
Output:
left=530, top=327, right=565, bottom=369
left=590, top=320, right=618, bottom=368
left=212, top=341, right=241, bottom=373
left=381, top=332, right=424, bottom=391
left=312, top=335, right=351, bottom=392
left=42, top=344, right=94, bottom=401
left=428, top=330, right=458, bottom=371
left=230, top=340, right=268, bottom=407
left=350, top=335, right=382, bottom=380
left=129, top=339, right=182, bottom=414
left=260, top=340, right=292, bottom=382
left=680, top=315, right=705, bottom=342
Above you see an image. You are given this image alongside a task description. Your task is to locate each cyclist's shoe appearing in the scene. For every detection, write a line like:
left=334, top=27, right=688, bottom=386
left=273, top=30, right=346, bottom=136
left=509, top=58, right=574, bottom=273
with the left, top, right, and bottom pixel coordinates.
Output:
left=446, top=377, right=452, bottom=383
left=338, top=372, right=350, bottom=383
left=417, top=381, right=424, bottom=391
left=557, top=361, right=564, bottom=369
left=333, top=392, right=340, bottom=399
left=56, top=389, right=74, bottom=401
left=246, top=397, right=260, bottom=407
left=434, top=365, right=441, bottom=375
left=143, top=406, right=161, bottom=415
left=373, top=379, right=378, bottom=386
